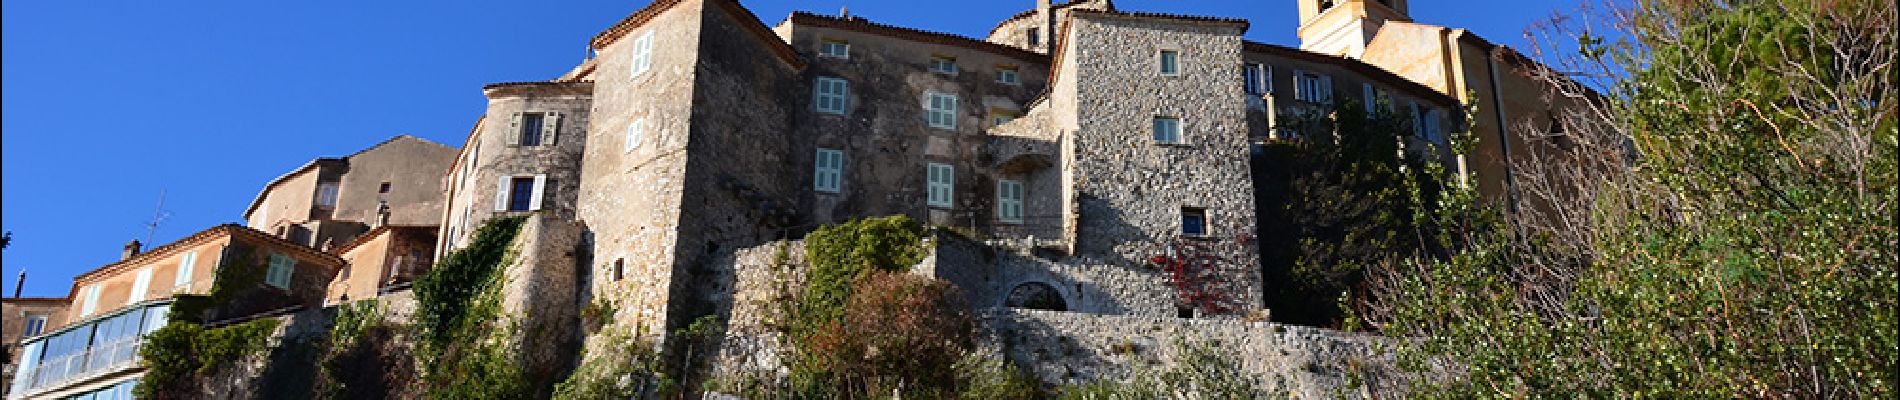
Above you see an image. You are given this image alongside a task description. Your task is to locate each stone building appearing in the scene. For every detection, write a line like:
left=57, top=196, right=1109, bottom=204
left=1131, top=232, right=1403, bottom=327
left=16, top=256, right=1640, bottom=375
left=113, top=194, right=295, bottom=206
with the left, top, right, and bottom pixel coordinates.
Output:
left=242, top=135, right=458, bottom=251
left=408, top=0, right=1476, bottom=336
left=1, top=297, right=67, bottom=398
left=5, top=226, right=343, bottom=400
left=437, top=81, right=592, bottom=255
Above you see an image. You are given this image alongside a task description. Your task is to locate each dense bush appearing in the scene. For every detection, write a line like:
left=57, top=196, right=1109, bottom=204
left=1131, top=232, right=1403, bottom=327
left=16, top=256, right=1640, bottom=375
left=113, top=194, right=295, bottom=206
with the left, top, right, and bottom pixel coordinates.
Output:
left=793, top=272, right=976, bottom=397
left=137, top=319, right=281, bottom=399
left=797, top=215, right=928, bottom=331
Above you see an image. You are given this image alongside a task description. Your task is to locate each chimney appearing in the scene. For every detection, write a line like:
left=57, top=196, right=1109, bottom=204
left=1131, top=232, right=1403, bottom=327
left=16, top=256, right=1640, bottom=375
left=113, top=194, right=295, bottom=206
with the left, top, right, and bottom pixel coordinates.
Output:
left=122, top=240, right=143, bottom=261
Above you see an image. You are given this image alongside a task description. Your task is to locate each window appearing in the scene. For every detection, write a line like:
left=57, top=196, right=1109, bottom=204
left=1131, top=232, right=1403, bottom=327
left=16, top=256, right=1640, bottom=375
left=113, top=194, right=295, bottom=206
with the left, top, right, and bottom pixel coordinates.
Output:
left=175, top=251, right=197, bottom=290
left=517, top=113, right=545, bottom=146
left=624, top=118, right=645, bottom=153
left=127, top=267, right=153, bottom=305
left=1181, top=208, right=1208, bottom=236
left=989, top=108, right=1020, bottom=127
left=926, top=91, right=958, bottom=129
left=820, top=39, right=849, bottom=58
left=613, top=259, right=625, bottom=282
left=997, top=179, right=1024, bottom=224
left=1153, top=117, right=1183, bottom=144
left=315, top=182, right=339, bottom=207
left=1159, top=50, right=1180, bottom=75
left=1026, top=28, right=1040, bottom=46
left=927, top=162, right=954, bottom=208
left=1424, top=108, right=1445, bottom=143
left=80, top=284, right=101, bottom=316
left=814, top=76, right=849, bottom=115
left=630, top=30, right=655, bottom=77
left=996, top=66, right=1020, bottom=85
left=1319, top=0, right=1337, bottom=12
left=1294, top=70, right=1332, bottom=104
left=930, top=56, right=958, bottom=75
left=266, top=253, right=294, bottom=289
left=814, top=148, right=843, bottom=193
left=498, top=176, right=544, bottom=212
left=378, top=182, right=391, bottom=194
left=22, top=313, right=47, bottom=338
left=1363, top=83, right=1377, bottom=116
left=1243, top=63, right=1271, bottom=95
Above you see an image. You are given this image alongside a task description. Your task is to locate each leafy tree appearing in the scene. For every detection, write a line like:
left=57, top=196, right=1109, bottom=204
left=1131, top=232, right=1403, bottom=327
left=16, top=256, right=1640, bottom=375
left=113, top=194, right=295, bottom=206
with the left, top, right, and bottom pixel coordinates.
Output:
left=1253, top=96, right=1440, bottom=327
left=1368, top=1, right=1898, bottom=397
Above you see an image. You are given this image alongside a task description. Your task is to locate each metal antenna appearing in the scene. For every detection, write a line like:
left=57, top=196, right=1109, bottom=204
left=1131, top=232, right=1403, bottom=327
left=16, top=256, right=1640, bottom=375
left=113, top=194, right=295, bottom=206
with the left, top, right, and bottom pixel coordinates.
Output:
left=145, top=189, right=172, bottom=244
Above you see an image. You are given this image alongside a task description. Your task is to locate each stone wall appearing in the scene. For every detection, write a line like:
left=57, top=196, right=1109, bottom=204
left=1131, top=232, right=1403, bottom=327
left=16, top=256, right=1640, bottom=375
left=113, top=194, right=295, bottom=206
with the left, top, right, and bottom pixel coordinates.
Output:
left=919, top=233, right=1174, bottom=316
left=577, top=0, right=702, bottom=340
left=982, top=308, right=1414, bottom=398
left=497, top=214, right=585, bottom=391
left=777, top=13, right=1052, bottom=230
left=1057, top=12, right=1263, bottom=315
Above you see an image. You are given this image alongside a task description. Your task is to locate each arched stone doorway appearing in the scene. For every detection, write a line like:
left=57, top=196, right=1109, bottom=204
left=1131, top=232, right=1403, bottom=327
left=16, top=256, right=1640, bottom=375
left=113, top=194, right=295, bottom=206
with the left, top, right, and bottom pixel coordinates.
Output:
left=1003, top=282, right=1067, bottom=311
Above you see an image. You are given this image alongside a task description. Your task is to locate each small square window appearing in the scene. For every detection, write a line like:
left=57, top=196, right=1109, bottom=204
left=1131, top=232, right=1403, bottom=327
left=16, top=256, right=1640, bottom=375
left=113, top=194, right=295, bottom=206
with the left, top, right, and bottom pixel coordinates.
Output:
left=820, top=39, right=849, bottom=58
left=1181, top=208, right=1208, bottom=237
left=519, top=113, right=545, bottom=146
left=1159, top=50, right=1180, bottom=75
left=508, top=177, right=536, bottom=211
left=926, top=91, right=958, bottom=129
left=630, top=30, right=655, bottom=77
left=378, top=182, right=391, bottom=193
left=1153, top=117, right=1182, bottom=144
left=625, top=119, right=646, bottom=153
left=930, top=56, right=958, bottom=75
left=1026, top=28, right=1040, bottom=46
left=989, top=108, right=1020, bottom=127
left=315, top=182, right=340, bottom=207
left=997, top=66, right=1020, bottom=85
left=815, top=76, right=849, bottom=115
left=927, top=162, right=955, bottom=208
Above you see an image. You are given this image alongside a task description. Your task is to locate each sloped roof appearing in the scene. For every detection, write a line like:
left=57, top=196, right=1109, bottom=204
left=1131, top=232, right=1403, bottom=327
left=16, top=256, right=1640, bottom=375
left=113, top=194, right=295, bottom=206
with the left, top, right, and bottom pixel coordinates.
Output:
left=781, top=12, right=1049, bottom=63
left=240, top=135, right=453, bottom=221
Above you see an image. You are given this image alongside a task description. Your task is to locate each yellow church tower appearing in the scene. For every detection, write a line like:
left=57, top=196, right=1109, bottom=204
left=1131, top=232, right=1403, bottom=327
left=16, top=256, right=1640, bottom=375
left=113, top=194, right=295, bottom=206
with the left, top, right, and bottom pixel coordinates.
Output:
left=1296, top=0, right=1411, bottom=58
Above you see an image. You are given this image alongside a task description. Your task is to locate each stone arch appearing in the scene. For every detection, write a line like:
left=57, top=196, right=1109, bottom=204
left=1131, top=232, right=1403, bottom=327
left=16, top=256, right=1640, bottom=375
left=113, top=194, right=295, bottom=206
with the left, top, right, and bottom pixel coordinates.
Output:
left=1003, top=281, right=1068, bottom=311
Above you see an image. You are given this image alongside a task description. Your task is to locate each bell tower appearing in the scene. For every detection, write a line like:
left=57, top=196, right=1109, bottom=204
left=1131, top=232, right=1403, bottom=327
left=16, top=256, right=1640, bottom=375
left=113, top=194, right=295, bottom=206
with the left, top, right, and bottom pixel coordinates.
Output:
left=1296, top=0, right=1411, bottom=58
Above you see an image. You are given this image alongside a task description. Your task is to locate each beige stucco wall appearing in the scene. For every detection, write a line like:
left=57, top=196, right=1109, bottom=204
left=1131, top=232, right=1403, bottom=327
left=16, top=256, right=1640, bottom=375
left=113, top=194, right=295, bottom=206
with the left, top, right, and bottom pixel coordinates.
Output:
left=65, top=238, right=230, bottom=322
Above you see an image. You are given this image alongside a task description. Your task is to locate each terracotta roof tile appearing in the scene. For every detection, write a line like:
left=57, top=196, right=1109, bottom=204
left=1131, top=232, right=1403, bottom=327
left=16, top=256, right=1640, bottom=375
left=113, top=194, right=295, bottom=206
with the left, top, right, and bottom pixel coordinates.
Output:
left=784, top=12, right=1049, bottom=63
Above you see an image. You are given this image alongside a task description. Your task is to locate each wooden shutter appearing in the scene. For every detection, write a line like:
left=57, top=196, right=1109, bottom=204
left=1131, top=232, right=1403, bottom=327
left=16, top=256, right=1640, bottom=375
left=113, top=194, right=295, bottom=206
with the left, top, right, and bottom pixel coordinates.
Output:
left=530, top=174, right=548, bottom=211
left=495, top=176, right=511, bottom=211
left=543, top=112, right=561, bottom=145
left=508, top=113, right=523, bottom=146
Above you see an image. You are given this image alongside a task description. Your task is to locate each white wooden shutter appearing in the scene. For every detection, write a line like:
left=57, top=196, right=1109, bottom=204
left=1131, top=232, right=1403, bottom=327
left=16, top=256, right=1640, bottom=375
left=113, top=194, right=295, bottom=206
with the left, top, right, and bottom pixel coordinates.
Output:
left=529, top=174, right=547, bottom=211
left=1363, top=84, right=1376, bottom=116
left=543, top=112, right=561, bottom=145
left=129, top=267, right=153, bottom=305
left=508, top=113, right=523, bottom=146
left=176, top=251, right=197, bottom=289
left=495, top=177, right=512, bottom=211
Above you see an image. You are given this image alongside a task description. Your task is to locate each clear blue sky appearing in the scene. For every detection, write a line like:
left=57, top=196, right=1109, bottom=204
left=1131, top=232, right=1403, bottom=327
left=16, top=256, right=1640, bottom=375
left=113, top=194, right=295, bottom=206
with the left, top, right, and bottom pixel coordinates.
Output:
left=2, top=0, right=1575, bottom=298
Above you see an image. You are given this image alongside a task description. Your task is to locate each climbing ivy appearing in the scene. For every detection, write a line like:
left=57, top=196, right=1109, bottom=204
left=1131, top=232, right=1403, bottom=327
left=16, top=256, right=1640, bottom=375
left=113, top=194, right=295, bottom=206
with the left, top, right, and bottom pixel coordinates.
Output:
left=136, top=319, right=282, bottom=399
left=408, top=216, right=533, bottom=399
left=796, top=215, right=926, bottom=331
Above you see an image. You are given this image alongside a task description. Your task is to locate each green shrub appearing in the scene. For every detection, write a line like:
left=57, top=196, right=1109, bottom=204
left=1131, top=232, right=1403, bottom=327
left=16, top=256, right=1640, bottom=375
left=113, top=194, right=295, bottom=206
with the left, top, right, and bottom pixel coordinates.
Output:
left=791, top=272, right=975, bottom=398
left=137, top=319, right=281, bottom=399
left=798, top=215, right=927, bottom=330
left=408, top=216, right=534, bottom=399
left=316, top=301, right=412, bottom=400
left=413, top=216, right=525, bottom=345
left=553, top=327, right=672, bottom=399
left=1053, top=339, right=1261, bottom=399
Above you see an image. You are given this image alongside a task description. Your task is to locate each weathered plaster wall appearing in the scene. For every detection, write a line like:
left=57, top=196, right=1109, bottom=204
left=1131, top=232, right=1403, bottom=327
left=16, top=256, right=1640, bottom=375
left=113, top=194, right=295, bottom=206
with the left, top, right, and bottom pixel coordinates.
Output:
left=498, top=214, right=584, bottom=392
